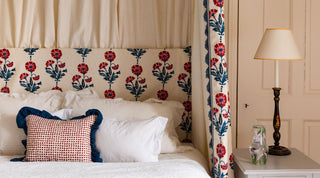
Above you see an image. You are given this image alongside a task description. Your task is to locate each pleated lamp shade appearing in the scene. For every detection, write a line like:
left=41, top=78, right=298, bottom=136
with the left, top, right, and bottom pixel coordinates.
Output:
left=254, top=28, right=302, bottom=60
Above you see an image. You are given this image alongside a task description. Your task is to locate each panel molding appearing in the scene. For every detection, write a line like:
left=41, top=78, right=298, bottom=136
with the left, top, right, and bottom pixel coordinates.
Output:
left=303, top=120, right=320, bottom=156
left=304, top=0, right=320, bottom=94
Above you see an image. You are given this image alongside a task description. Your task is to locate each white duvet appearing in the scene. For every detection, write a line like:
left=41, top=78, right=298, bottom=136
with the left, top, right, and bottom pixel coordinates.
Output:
left=0, top=147, right=210, bottom=178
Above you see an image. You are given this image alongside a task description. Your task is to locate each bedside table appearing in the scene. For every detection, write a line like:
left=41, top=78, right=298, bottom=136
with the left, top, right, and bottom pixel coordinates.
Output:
left=234, top=148, right=320, bottom=178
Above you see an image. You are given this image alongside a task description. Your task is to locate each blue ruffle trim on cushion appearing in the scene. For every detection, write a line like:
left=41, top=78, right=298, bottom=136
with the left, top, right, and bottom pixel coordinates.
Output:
left=11, top=106, right=103, bottom=162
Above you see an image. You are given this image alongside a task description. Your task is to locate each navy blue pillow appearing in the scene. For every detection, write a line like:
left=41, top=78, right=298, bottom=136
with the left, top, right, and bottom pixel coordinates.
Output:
left=11, top=106, right=103, bottom=162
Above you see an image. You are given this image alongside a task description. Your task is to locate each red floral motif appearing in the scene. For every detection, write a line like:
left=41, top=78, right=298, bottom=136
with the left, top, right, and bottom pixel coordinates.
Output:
left=77, top=63, right=89, bottom=74
left=158, top=51, right=170, bottom=62
left=51, top=49, right=62, bottom=59
left=85, top=77, right=92, bottom=83
left=0, top=61, right=2, bottom=65
left=25, top=61, right=36, bottom=72
left=99, top=62, right=108, bottom=69
left=104, top=51, right=116, bottom=62
left=223, top=62, right=227, bottom=67
left=214, top=43, right=225, bottom=56
left=216, top=143, right=226, bottom=158
left=153, top=62, right=162, bottom=70
left=20, top=73, right=29, bottom=80
left=104, top=89, right=115, bottom=99
left=216, top=93, right=227, bottom=107
left=183, top=101, right=192, bottom=112
left=6, top=62, right=13, bottom=67
left=221, top=163, right=228, bottom=170
left=1, top=86, right=9, bottom=93
left=209, top=9, right=218, bottom=18
left=126, top=76, right=135, bottom=83
left=223, top=113, right=228, bottom=118
left=213, top=107, right=219, bottom=115
left=46, top=60, right=55, bottom=67
left=157, top=89, right=168, bottom=100
left=32, top=75, right=40, bottom=81
left=52, top=86, right=62, bottom=92
left=214, top=157, right=218, bottom=165
left=166, top=64, right=173, bottom=70
left=131, top=65, right=143, bottom=76
left=211, top=58, right=219, bottom=67
left=72, top=75, right=81, bottom=82
left=112, top=64, right=119, bottom=70
left=139, top=78, right=146, bottom=84
left=184, top=62, right=191, bottom=73
left=0, top=49, right=10, bottom=59
left=178, top=73, right=188, bottom=81
left=213, top=0, right=224, bottom=7
left=58, top=62, right=65, bottom=68
left=229, top=154, right=233, bottom=163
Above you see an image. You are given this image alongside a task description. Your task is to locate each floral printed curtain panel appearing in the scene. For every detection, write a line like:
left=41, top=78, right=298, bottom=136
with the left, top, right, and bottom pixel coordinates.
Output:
left=192, top=0, right=233, bottom=177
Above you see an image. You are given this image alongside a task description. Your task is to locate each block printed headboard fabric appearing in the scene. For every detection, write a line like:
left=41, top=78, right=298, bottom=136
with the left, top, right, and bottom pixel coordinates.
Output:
left=0, top=47, right=192, bottom=142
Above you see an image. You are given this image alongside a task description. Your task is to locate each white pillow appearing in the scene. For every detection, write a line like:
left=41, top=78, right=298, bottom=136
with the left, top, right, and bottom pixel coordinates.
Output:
left=62, top=88, right=100, bottom=107
left=51, top=109, right=73, bottom=120
left=63, top=97, right=184, bottom=153
left=96, top=116, right=167, bottom=162
left=0, top=90, right=64, bottom=155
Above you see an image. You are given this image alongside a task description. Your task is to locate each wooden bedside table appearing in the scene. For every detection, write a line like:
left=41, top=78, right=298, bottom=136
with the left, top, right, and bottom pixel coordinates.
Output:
left=234, top=148, right=320, bottom=178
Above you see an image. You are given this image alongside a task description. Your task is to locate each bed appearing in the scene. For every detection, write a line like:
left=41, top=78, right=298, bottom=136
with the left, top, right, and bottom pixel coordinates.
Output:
left=0, top=146, right=209, bottom=178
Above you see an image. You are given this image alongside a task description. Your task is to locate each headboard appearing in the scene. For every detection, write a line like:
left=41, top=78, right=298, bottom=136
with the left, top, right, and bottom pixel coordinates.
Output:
left=0, top=47, right=192, bottom=142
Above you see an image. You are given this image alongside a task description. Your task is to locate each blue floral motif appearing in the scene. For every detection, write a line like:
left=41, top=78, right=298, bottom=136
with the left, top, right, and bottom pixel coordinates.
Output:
left=75, top=48, right=92, bottom=62
left=0, top=48, right=15, bottom=93
left=126, top=48, right=147, bottom=101
left=19, top=48, right=41, bottom=93
left=45, top=49, right=67, bottom=91
left=72, top=48, right=94, bottom=90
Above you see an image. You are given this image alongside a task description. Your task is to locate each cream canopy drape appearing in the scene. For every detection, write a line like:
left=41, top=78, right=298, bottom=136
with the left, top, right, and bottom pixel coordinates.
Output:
left=0, top=0, right=191, bottom=48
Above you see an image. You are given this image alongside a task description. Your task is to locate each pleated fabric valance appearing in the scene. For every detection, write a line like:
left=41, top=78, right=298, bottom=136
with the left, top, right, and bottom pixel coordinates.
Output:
left=0, top=0, right=191, bottom=49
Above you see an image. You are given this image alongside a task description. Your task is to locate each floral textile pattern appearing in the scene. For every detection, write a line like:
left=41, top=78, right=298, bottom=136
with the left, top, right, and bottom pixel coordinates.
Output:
left=73, top=48, right=94, bottom=90
left=126, top=48, right=147, bottom=101
left=0, top=48, right=15, bottom=93
left=98, top=50, right=120, bottom=99
left=203, top=0, right=232, bottom=177
left=45, top=49, right=67, bottom=91
left=177, top=46, right=192, bottom=142
left=152, top=50, right=174, bottom=100
left=19, top=48, right=41, bottom=93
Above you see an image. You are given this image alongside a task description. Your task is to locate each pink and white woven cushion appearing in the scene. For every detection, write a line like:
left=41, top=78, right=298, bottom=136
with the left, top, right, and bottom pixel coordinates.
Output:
left=25, top=114, right=97, bottom=162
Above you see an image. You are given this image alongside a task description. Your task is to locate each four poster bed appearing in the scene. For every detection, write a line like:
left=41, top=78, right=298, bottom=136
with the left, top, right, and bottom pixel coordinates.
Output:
left=0, top=0, right=232, bottom=178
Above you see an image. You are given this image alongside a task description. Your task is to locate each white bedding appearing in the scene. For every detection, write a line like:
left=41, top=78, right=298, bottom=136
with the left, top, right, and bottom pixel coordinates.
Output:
left=0, top=147, right=210, bottom=178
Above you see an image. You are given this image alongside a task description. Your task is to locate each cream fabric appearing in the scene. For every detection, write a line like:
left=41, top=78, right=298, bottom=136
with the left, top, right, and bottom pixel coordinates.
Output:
left=0, top=0, right=191, bottom=48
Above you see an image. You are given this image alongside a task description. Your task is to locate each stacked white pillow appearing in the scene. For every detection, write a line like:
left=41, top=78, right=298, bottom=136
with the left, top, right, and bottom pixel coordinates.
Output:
left=0, top=90, right=64, bottom=155
left=96, top=116, right=168, bottom=162
left=0, top=88, right=99, bottom=155
left=62, top=95, right=184, bottom=154
left=0, top=88, right=184, bottom=163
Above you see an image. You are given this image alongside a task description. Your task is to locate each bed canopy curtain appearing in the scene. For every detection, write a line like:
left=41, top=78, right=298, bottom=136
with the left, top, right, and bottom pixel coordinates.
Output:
left=0, top=0, right=233, bottom=177
left=192, top=0, right=233, bottom=177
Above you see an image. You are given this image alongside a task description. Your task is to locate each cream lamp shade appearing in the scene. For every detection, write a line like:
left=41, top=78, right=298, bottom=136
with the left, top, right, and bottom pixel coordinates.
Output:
left=254, top=28, right=302, bottom=60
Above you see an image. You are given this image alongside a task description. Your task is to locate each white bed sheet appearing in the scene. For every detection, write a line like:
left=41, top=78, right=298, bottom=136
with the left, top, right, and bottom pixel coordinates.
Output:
left=0, top=146, right=210, bottom=178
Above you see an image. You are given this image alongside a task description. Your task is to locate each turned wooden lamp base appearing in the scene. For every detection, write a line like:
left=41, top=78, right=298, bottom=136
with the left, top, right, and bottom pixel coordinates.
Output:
left=269, top=145, right=291, bottom=156
left=269, top=88, right=291, bottom=156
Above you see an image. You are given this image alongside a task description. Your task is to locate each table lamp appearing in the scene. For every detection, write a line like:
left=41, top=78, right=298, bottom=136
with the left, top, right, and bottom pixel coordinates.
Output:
left=254, top=28, right=302, bottom=156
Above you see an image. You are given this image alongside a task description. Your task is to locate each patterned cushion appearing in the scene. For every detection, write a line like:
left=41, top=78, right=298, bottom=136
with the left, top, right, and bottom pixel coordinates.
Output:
left=11, top=107, right=103, bottom=162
